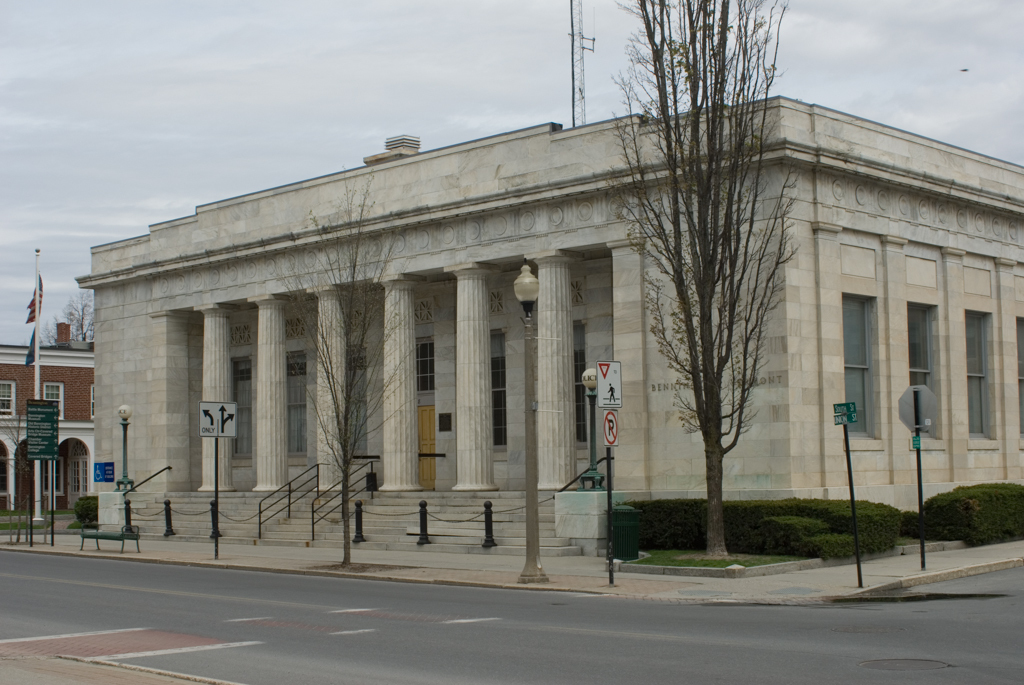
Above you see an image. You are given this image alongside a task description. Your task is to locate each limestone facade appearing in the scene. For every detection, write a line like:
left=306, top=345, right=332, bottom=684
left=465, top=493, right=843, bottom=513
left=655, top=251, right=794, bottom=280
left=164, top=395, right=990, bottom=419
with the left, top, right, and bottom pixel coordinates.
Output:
left=79, top=98, right=1024, bottom=508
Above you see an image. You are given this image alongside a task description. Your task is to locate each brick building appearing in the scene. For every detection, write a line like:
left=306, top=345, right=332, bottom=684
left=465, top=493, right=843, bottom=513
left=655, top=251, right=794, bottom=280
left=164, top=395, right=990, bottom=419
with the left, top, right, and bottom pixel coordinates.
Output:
left=1, top=323, right=95, bottom=510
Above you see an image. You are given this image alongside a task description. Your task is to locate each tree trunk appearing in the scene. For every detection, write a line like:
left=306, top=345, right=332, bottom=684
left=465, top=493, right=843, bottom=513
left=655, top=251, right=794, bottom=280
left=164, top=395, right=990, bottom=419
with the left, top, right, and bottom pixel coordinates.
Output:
left=341, top=471, right=351, bottom=565
left=705, top=443, right=727, bottom=556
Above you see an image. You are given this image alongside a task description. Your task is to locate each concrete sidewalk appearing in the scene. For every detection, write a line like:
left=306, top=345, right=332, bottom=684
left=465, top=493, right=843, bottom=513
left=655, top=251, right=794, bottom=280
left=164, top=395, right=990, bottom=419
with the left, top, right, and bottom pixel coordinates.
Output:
left=4, top=534, right=1024, bottom=603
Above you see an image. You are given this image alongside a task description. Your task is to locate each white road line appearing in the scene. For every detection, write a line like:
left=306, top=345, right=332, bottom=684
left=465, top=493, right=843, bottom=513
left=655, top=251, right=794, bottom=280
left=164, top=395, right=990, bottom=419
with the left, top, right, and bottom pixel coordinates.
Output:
left=331, top=629, right=377, bottom=635
left=328, top=608, right=378, bottom=613
left=442, top=618, right=502, bottom=624
left=223, top=617, right=272, bottom=622
left=0, top=628, right=150, bottom=644
left=92, top=641, right=264, bottom=661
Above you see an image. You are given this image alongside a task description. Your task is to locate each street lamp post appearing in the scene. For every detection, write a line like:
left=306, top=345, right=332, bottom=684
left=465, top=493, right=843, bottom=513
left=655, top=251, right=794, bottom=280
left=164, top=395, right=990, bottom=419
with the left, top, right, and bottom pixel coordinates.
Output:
left=579, top=369, right=604, bottom=490
left=514, top=261, right=549, bottom=584
left=115, top=405, right=134, bottom=492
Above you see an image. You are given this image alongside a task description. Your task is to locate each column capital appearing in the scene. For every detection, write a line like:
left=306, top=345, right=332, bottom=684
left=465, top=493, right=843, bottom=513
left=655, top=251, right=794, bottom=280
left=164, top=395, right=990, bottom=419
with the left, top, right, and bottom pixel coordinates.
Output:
left=941, top=246, right=966, bottom=261
left=995, top=257, right=1017, bottom=271
left=444, top=262, right=499, bottom=276
left=248, top=294, right=289, bottom=308
left=607, top=239, right=636, bottom=253
left=881, top=235, right=908, bottom=248
left=148, top=310, right=191, bottom=321
left=306, top=283, right=339, bottom=296
left=195, top=303, right=237, bottom=315
left=528, top=249, right=581, bottom=264
left=381, top=274, right=424, bottom=288
left=811, top=222, right=843, bottom=237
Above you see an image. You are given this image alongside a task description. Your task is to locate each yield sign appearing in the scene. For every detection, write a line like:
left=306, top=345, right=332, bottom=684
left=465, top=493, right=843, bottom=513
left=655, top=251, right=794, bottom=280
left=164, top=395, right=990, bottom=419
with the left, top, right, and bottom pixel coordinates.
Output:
left=596, top=360, right=622, bottom=409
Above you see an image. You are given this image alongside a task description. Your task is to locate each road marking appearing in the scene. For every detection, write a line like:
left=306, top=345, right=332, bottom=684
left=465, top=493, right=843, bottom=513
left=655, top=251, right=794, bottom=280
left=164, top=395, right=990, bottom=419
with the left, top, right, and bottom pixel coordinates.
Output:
left=331, top=629, right=377, bottom=635
left=65, top=656, right=253, bottom=685
left=93, top=641, right=264, bottom=661
left=328, top=608, right=379, bottom=613
left=224, top=617, right=272, bottom=622
left=442, top=618, right=501, bottom=624
left=0, top=628, right=150, bottom=644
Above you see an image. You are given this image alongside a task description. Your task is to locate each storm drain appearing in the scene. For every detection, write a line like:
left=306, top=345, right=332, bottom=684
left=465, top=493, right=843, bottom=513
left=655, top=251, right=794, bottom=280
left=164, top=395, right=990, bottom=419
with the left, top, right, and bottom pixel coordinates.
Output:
left=859, top=659, right=949, bottom=671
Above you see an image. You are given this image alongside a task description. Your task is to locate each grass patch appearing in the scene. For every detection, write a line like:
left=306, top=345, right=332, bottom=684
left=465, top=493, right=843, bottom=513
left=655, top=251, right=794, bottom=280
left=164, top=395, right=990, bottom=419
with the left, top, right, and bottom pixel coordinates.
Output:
left=630, top=549, right=807, bottom=568
left=0, top=522, right=52, bottom=531
left=896, top=536, right=939, bottom=546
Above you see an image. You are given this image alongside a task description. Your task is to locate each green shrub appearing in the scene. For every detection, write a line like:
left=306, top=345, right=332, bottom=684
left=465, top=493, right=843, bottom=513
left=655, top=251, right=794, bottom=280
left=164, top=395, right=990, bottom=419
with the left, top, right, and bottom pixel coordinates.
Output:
left=628, top=497, right=902, bottom=557
left=805, top=533, right=856, bottom=559
left=923, top=483, right=1024, bottom=545
left=756, top=516, right=830, bottom=555
left=74, top=496, right=98, bottom=526
left=900, top=509, right=921, bottom=537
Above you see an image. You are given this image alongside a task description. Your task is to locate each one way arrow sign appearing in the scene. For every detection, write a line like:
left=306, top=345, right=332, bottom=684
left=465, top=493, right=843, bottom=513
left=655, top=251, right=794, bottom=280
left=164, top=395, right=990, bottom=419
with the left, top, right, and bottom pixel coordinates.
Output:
left=199, top=401, right=238, bottom=438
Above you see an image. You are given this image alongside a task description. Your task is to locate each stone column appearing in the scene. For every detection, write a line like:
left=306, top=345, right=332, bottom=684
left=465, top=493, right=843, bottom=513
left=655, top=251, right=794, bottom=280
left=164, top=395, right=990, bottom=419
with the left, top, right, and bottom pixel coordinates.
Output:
left=251, top=295, right=288, bottom=491
left=148, top=312, right=192, bottom=492
left=609, top=240, right=649, bottom=492
left=880, top=236, right=908, bottom=485
left=381, top=278, right=421, bottom=491
left=313, top=287, right=344, bottom=487
left=939, top=247, right=966, bottom=482
left=198, top=305, right=235, bottom=492
left=447, top=264, right=497, bottom=491
left=812, top=223, right=845, bottom=489
left=994, top=258, right=1020, bottom=480
left=533, top=251, right=576, bottom=490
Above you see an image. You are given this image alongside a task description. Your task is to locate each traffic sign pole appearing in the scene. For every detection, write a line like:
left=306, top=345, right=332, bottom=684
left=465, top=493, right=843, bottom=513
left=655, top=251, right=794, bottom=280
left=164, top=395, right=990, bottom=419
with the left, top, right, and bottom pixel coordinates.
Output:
left=843, top=421, right=863, bottom=589
left=213, top=436, right=220, bottom=560
left=914, top=389, right=925, bottom=570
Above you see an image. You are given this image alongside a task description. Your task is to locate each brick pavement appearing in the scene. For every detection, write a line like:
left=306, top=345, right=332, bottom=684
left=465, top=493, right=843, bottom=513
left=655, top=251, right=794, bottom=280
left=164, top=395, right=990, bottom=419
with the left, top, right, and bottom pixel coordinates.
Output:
left=0, top=629, right=222, bottom=658
left=0, top=657, right=209, bottom=684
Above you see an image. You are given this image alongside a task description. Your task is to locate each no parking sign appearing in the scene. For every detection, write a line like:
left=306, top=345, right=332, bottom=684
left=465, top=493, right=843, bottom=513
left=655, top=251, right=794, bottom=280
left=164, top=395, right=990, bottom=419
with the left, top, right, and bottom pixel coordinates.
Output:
left=602, top=410, right=618, bottom=447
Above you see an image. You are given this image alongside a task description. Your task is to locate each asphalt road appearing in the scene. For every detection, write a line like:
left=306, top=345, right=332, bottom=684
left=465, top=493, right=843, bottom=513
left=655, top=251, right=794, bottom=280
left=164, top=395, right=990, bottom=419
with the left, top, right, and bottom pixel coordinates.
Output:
left=0, top=552, right=1021, bottom=684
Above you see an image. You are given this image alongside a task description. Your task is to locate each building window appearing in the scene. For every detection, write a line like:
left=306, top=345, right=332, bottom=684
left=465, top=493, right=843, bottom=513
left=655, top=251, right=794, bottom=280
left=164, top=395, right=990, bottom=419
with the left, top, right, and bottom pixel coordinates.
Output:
left=233, top=359, right=253, bottom=455
left=416, top=340, right=435, bottom=392
left=348, top=349, right=368, bottom=454
left=90, top=385, right=95, bottom=419
left=44, top=383, right=64, bottom=419
left=965, top=312, right=988, bottom=437
left=573, top=323, right=587, bottom=443
left=0, top=443, right=7, bottom=492
left=0, top=382, right=13, bottom=416
left=1019, top=319, right=1024, bottom=437
left=842, top=297, right=872, bottom=435
left=491, top=332, right=507, bottom=447
left=287, top=353, right=307, bottom=454
left=907, top=305, right=933, bottom=389
left=42, top=459, right=63, bottom=495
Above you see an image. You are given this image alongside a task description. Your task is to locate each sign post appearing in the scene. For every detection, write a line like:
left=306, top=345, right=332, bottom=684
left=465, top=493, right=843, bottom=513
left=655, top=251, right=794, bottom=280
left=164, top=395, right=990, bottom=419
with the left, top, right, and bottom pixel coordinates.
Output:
left=596, top=362, right=622, bottom=587
left=27, top=399, right=59, bottom=547
left=833, top=402, right=863, bottom=588
left=198, top=401, right=237, bottom=560
left=899, top=385, right=938, bottom=570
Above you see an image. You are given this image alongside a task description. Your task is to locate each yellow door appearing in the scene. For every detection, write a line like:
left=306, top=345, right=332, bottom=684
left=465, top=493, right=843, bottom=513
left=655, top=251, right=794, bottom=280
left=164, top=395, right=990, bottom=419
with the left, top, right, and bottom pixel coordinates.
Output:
left=418, top=405, right=436, bottom=490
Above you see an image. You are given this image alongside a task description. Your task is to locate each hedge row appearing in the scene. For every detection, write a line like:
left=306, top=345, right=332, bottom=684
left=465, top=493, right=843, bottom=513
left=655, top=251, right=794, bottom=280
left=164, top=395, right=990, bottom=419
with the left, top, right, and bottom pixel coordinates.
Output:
left=921, top=483, right=1024, bottom=545
left=627, top=498, right=902, bottom=559
left=74, top=496, right=98, bottom=526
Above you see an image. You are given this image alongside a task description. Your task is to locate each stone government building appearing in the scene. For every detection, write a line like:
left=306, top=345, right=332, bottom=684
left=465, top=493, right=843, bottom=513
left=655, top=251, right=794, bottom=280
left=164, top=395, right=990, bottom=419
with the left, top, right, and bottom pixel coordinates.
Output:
left=79, top=97, right=1024, bottom=510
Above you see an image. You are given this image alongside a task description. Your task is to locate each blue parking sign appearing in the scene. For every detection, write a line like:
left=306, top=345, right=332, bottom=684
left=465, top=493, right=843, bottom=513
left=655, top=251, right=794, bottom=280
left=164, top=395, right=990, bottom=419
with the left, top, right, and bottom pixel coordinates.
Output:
left=94, top=462, right=115, bottom=483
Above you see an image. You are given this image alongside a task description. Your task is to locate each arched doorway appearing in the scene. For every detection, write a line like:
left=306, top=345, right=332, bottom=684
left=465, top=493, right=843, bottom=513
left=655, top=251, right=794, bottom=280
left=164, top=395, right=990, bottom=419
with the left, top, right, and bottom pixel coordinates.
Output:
left=60, top=438, right=90, bottom=507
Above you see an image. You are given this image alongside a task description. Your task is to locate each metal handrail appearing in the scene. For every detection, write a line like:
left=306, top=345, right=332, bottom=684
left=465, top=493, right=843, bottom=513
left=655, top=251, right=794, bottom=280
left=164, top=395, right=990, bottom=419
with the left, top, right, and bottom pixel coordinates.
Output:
left=558, top=457, right=610, bottom=492
left=309, top=461, right=374, bottom=540
left=258, top=464, right=319, bottom=539
left=124, top=466, right=172, bottom=495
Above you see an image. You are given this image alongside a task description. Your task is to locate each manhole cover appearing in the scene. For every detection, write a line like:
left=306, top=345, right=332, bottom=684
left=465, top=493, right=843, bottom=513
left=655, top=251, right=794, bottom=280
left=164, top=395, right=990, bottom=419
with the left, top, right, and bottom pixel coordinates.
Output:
left=833, top=626, right=906, bottom=634
left=859, top=659, right=949, bottom=671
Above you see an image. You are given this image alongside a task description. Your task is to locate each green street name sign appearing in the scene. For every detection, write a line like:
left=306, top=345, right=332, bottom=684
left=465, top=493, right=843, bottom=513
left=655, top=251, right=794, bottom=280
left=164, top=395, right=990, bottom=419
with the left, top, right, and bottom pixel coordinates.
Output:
left=26, top=399, right=59, bottom=461
left=833, top=412, right=858, bottom=425
left=833, top=402, right=857, bottom=415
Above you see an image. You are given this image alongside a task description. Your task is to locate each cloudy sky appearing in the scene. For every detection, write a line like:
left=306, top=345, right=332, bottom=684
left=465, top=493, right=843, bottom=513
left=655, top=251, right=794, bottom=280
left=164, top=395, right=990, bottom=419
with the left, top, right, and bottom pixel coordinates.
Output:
left=2, top=0, right=1023, bottom=344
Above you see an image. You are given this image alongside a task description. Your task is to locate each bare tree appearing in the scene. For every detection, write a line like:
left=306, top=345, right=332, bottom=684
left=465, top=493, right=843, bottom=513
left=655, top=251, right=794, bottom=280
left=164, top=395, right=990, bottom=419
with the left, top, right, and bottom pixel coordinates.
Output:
left=42, top=291, right=94, bottom=346
left=290, top=176, right=399, bottom=566
left=615, top=0, right=793, bottom=555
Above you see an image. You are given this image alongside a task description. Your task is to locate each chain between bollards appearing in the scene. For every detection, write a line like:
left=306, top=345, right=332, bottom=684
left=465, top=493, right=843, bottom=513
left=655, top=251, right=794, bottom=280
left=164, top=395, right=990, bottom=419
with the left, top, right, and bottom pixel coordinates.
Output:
left=163, top=499, right=175, bottom=537
left=417, top=500, right=430, bottom=545
left=482, top=501, right=496, bottom=548
left=353, top=500, right=366, bottom=543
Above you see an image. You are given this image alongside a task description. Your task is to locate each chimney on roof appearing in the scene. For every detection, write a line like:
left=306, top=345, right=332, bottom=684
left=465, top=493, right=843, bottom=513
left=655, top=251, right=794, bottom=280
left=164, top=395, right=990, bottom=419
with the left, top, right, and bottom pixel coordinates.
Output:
left=56, top=322, right=71, bottom=345
left=363, top=135, right=421, bottom=166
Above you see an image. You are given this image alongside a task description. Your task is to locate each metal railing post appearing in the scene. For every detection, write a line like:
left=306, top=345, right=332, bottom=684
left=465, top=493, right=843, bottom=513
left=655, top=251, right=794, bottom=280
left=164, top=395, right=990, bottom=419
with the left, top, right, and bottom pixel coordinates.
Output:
left=287, top=482, right=292, bottom=518
left=209, top=499, right=220, bottom=539
left=353, top=500, right=365, bottom=543
left=482, top=501, right=496, bottom=548
left=417, top=500, right=430, bottom=545
left=258, top=501, right=263, bottom=539
left=163, top=499, right=175, bottom=537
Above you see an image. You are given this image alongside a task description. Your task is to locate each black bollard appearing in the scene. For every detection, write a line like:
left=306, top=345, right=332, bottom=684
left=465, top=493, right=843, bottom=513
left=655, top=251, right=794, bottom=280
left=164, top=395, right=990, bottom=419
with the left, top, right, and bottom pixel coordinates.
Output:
left=417, top=500, right=430, bottom=545
left=163, top=499, right=176, bottom=537
left=209, top=499, right=221, bottom=539
left=124, top=499, right=132, bottom=528
left=353, top=500, right=365, bottom=543
left=482, top=501, right=496, bottom=548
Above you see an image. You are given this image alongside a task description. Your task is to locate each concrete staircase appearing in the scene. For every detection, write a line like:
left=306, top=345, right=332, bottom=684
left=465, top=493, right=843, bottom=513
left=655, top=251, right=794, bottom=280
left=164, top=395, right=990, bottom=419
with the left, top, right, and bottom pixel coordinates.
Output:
left=127, top=489, right=581, bottom=557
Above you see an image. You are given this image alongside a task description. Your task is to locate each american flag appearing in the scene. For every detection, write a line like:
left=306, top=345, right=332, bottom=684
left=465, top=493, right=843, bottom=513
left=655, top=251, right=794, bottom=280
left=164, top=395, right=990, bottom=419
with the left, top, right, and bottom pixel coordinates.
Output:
left=25, top=276, right=43, bottom=324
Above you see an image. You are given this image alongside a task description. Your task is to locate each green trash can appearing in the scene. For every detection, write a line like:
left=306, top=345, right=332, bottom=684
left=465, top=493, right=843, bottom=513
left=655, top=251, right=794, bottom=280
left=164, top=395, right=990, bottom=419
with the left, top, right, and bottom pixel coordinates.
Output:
left=612, top=505, right=640, bottom=561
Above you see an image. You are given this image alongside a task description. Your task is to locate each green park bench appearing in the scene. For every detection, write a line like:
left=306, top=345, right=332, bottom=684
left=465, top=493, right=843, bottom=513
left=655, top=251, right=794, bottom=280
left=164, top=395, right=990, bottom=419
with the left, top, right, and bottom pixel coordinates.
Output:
left=79, top=525, right=141, bottom=553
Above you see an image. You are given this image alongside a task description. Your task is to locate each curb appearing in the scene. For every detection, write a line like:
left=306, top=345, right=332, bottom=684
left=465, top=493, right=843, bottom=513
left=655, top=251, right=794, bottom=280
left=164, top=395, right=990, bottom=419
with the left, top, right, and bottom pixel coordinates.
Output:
left=850, top=558, right=1024, bottom=596
left=59, top=655, right=247, bottom=685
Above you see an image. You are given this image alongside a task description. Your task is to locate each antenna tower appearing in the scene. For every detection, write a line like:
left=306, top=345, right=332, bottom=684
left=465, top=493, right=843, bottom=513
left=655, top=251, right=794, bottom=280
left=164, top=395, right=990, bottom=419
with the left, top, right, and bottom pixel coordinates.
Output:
left=570, top=0, right=595, bottom=127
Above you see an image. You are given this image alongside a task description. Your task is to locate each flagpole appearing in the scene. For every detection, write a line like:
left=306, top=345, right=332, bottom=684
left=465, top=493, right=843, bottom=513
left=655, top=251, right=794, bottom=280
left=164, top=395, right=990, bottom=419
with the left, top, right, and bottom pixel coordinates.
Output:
left=33, top=249, right=42, bottom=523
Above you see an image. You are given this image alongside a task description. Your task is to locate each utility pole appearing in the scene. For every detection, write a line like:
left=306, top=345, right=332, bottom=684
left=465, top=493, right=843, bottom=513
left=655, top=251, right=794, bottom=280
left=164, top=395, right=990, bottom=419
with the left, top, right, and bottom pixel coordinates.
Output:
left=570, top=0, right=595, bottom=128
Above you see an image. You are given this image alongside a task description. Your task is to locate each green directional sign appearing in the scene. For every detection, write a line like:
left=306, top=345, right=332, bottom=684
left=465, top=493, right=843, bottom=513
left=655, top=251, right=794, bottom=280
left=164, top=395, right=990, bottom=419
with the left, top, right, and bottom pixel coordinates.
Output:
left=833, top=402, right=857, bottom=415
left=912, top=435, right=921, bottom=450
left=26, top=399, right=59, bottom=461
